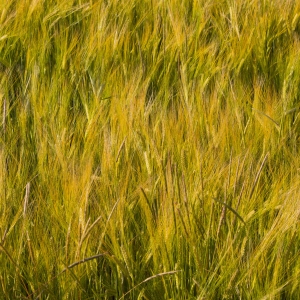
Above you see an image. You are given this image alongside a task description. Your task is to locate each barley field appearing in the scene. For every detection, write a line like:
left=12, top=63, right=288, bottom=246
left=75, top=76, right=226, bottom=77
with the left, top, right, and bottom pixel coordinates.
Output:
left=1, top=0, right=300, bottom=299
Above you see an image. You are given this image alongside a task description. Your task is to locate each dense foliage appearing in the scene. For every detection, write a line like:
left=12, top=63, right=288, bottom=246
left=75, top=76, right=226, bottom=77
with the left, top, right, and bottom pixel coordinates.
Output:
left=1, top=0, right=300, bottom=299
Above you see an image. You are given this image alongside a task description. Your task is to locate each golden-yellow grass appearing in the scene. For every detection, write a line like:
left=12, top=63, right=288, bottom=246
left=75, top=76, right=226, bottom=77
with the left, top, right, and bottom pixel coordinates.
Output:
left=0, top=0, right=300, bottom=298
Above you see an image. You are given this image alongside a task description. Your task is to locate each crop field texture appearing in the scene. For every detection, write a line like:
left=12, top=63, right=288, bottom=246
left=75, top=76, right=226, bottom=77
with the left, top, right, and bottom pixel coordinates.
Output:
left=1, top=0, right=300, bottom=299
